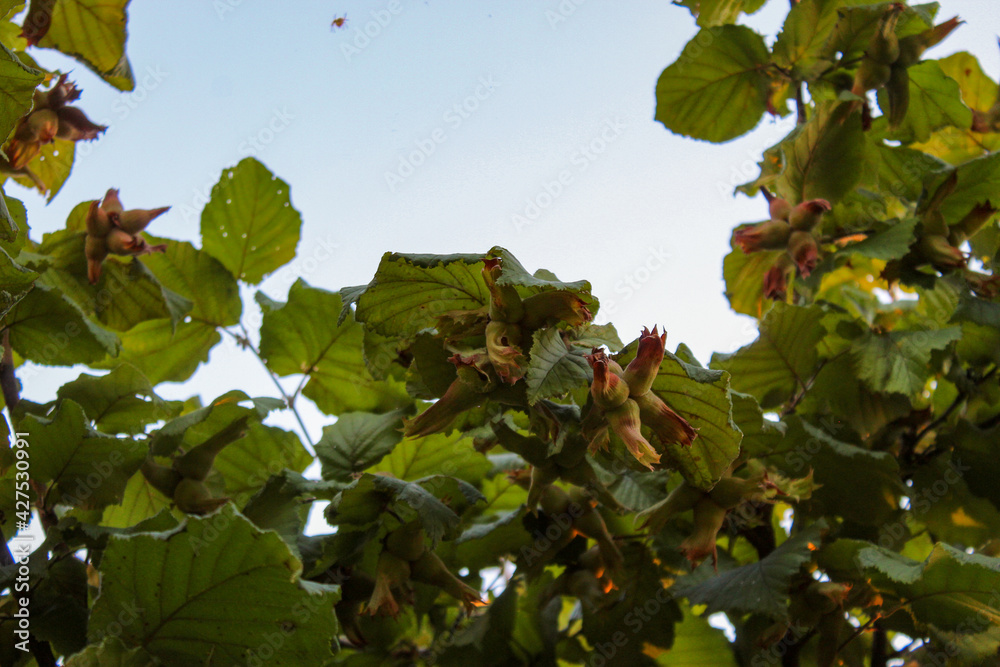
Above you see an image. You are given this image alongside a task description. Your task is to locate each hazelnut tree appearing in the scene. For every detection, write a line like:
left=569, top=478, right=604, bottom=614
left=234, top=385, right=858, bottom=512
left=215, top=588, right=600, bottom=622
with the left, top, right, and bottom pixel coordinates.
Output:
left=1, top=1, right=1000, bottom=666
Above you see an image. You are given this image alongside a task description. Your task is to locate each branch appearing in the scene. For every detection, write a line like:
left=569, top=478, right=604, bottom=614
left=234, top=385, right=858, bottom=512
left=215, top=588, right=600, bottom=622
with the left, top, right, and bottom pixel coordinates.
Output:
left=781, top=627, right=815, bottom=667
left=1, top=332, right=21, bottom=565
left=795, top=82, right=807, bottom=125
left=222, top=325, right=315, bottom=451
left=28, top=636, right=56, bottom=667
left=870, top=621, right=888, bottom=667
left=0, top=328, right=20, bottom=411
left=837, top=613, right=885, bottom=654
left=907, top=365, right=997, bottom=464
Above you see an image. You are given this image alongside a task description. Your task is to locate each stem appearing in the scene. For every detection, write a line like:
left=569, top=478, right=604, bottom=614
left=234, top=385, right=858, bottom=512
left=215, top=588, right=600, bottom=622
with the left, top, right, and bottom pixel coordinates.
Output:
left=28, top=637, right=56, bottom=667
left=1, top=329, right=19, bottom=411
left=221, top=325, right=315, bottom=450
left=978, top=411, right=1000, bottom=430
left=837, top=614, right=879, bottom=654
left=782, top=351, right=846, bottom=417
left=1, top=332, right=22, bottom=565
left=870, top=621, right=888, bottom=667
left=795, top=82, right=807, bottom=125
left=780, top=627, right=814, bottom=667
left=907, top=365, right=997, bottom=464
left=738, top=503, right=776, bottom=559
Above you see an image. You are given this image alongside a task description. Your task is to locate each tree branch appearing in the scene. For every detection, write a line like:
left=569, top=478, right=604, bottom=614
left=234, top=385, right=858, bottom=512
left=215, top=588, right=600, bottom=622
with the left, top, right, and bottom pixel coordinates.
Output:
left=222, top=325, right=315, bottom=451
left=795, top=82, right=807, bottom=125
left=0, top=328, right=20, bottom=411
left=870, top=621, right=888, bottom=667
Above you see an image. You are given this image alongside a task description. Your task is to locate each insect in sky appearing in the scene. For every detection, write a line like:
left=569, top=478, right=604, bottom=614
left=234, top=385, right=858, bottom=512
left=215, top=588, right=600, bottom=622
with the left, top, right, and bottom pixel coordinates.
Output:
left=331, top=14, right=347, bottom=30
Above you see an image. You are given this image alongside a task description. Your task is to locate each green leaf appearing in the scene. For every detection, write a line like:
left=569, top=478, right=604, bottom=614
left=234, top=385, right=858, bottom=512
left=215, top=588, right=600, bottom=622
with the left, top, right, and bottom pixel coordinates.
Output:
left=729, top=391, right=785, bottom=458
left=936, top=51, right=998, bottom=113
left=667, top=602, right=740, bottom=666
left=766, top=417, right=902, bottom=525
left=89, top=506, right=340, bottom=664
left=65, top=637, right=156, bottom=666
left=12, top=138, right=75, bottom=201
left=0, top=40, right=43, bottom=145
left=56, top=364, right=180, bottom=435
left=776, top=102, right=866, bottom=204
left=772, top=0, right=869, bottom=77
left=823, top=3, right=935, bottom=64
left=580, top=543, right=681, bottom=661
left=91, top=318, right=219, bottom=384
left=850, top=326, right=961, bottom=396
left=673, top=0, right=767, bottom=27
left=932, top=151, right=1000, bottom=226
left=200, top=158, right=302, bottom=284
left=6, top=283, right=119, bottom=365
left=0, top=191, right=29, bottom=252
left=735, top=143, right=784, bottom=198
left=367, top=430, right=491, bottom=485
left=488, top=246, right=594, bottom=299
left=570, top=322, right=623, bottom=351
left=149, top=390, right=280, bottom=458
left=524, top=326, right=591, bottom=405
left=90, top=257, right=192, bottom=331
left=29, top=554, right=89, bottom=657
left=37, top=0, right=134, bottom=90
left=257, top=279, right=411, bottom=415
left=655, top=25, right=770, bottom=143
left=798, top=352, right=911, bottom=439
left=712, top=302, right=826, bottom=409
left=952, top=293, right=1000, bottom=329
left=454, top=507, right=531, bottom=573
left=822, top=541, right=1000, bottom=662
left=30, top=229, right=192, bottom=331
left=840, top=218, right=918, bottom=260
left=910, top=452, right=1000, bottom=549
left=354, top=251, right=489, bottom=338
left=593, top=464, right=673, bottom=512
left=244, top=473, right=342, bottom=538
left=315, top=409, right=408, bottom=483
left=99, top=471, right=173, bottom=528
left=23, top=399, right=145, bottom=510
left=619, top=342, right=742, bottom=490
left=673, top=521, right=825, bottom=620
left=140, top=236, right=242, bottom=327
left=866, top=145, right=947, bottom=203
left=877, top=61, right=974, bottom=144
left=329, top=473, right=483, bottom=544
left=212, top=422, right=312, bottom=501
left=0, top=245, right=37, bottom=318
left=722, top=245, right=783, bottom=318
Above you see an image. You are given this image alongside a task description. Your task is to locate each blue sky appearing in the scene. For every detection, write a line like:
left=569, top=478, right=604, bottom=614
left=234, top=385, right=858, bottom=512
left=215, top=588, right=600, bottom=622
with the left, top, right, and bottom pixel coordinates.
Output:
left=12, top=0, right=999, bottom=440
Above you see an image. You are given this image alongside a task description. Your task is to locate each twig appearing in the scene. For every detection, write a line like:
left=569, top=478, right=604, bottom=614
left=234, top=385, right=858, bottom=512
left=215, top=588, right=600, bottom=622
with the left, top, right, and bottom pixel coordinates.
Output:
left=28, top=637, right=56, bottom=667
left=870, top=621, right=888, bottom=667
left=907, top=365, right=997, bottom=463
left=221, top=325, right=315, bottom=450
left=837, top=613, right=880, bottom=654
left=0, top=329, right=19, bottom=411
left=795, top=82, right=807, bottom=125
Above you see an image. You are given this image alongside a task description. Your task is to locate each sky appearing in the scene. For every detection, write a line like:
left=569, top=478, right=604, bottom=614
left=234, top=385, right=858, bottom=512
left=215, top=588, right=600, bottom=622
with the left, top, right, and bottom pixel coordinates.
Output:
left=11, top=0, right=1000, bottom=444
